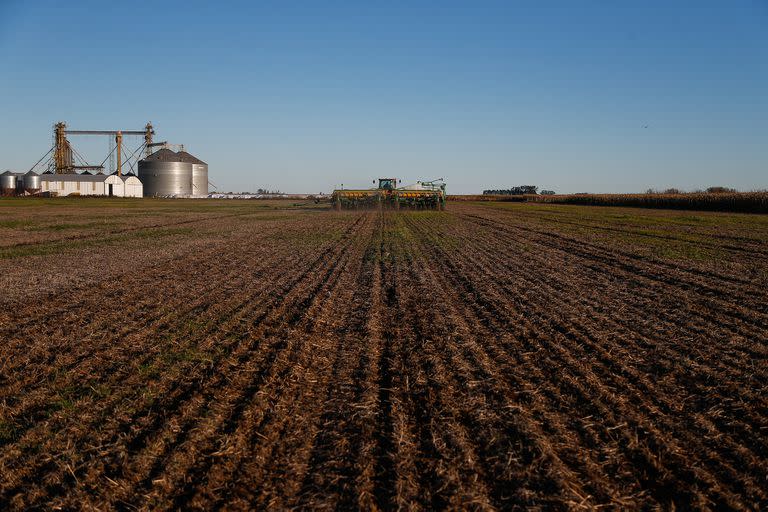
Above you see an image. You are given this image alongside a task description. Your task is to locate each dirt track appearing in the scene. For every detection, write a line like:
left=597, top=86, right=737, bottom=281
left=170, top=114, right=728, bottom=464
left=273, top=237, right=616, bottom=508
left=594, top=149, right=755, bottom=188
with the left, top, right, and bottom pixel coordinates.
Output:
left=0, top=200, right=766, bottom=510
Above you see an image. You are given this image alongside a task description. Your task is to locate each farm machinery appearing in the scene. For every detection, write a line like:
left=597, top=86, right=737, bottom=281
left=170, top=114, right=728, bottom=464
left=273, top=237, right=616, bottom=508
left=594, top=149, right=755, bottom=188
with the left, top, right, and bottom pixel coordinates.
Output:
left=332, top=178, right=446, bottom=210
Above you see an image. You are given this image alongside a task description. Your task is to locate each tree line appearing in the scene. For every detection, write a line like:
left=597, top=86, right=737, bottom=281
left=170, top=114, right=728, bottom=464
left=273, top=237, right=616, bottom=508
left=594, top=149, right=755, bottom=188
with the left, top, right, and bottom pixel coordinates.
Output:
left=483, top=186, right=556, bottom=195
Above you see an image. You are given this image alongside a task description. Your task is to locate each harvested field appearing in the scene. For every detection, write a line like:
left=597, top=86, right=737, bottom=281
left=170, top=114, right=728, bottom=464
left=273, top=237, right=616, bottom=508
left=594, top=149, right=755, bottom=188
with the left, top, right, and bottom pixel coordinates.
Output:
left=0, top=198, right=766, bottom=510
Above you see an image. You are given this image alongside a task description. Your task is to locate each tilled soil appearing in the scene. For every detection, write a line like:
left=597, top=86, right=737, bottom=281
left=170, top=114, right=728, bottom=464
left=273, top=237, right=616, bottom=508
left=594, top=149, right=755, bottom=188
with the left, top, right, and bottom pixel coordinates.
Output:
left=0, top=201, right=766, bottom=510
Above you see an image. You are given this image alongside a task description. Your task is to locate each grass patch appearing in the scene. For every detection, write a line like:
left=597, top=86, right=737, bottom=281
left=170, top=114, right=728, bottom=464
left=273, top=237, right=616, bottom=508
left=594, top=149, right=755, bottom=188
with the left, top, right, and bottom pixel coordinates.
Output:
left=611, top=232, right=723, bottom=262
left=161, top=347, right=215, bottom=365
left=138, top=361, right=161, bottom=378
left=471, top=200, right=755, bottom=262
left=25, top=221, right=123, bottom=232
left=0, top=420, right=18, bottom=443
left=267, top=229, right=345, bottom=246
left=0, top=219, right=38, bottom=229
left=478, top=201, right=768, bottom=229
left=0, top=226, right=194, bottom=260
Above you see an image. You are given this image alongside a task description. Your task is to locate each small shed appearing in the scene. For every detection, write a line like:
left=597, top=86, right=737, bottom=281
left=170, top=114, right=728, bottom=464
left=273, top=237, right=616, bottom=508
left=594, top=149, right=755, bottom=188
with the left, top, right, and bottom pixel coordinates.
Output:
left=122, top=176, right=143, bottom=197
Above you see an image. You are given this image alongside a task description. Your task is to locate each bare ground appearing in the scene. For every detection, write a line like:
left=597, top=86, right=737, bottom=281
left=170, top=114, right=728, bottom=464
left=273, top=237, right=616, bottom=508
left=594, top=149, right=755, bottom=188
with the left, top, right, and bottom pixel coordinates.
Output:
left=0, top=199, right=766, bottom=510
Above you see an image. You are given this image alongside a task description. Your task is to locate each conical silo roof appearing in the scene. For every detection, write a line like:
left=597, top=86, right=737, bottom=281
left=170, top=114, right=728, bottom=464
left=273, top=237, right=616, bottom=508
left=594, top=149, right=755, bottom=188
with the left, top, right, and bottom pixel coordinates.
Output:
left=142, top=148, right=181, bottom=162
left=176, top=151, right=207, bottom=165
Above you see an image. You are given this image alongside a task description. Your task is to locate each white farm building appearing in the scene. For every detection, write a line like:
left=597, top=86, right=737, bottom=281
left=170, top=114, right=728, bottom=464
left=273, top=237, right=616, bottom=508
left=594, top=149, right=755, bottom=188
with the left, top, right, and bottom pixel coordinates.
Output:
left=40, top=174, right=143, bottom=197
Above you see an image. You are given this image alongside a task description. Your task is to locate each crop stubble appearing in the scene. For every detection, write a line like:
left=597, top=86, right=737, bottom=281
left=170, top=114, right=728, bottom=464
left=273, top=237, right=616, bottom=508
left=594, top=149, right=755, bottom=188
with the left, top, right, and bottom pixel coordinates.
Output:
left=0, top=200, right=766, bottom=510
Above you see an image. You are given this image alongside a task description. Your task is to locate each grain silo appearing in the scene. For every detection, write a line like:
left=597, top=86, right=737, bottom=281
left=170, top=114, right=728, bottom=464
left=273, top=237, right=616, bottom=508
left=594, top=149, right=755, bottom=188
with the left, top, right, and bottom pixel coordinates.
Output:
left=176, top=151, right=208, bottom=197
left=137, top=148, right=193, bottom=197
left=0, top=171, right=17, bottom=195
left=23, top=171, right=41, bottom=195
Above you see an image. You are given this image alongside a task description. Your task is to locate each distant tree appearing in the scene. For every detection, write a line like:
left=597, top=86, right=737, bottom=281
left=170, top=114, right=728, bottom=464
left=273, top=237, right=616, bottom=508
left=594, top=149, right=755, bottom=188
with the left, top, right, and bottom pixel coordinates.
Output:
left=663, top=188, right=681, bottom=194
left=706, top=186, right=737, bottom=194
left=483, top=185, right=538, bottom=195
left=540, top=190, right=556, bottom=195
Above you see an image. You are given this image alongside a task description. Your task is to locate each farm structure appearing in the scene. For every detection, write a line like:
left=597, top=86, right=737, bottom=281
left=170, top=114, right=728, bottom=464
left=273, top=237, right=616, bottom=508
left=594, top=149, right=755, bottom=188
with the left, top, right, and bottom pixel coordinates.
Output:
left=0, top=199, right=766, bottom=510
left=39, top=173, right=143, bottom=197
left=1, top=171, right=41, bottom=196
left=138, top=148, right=209, bottom=198
left=21, top=122, right=209, bottom=198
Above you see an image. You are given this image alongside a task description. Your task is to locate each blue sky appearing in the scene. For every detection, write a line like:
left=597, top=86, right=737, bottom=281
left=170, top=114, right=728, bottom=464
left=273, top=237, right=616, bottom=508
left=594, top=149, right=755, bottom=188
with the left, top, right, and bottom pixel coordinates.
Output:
left=1, top=1, right=766, bottom=193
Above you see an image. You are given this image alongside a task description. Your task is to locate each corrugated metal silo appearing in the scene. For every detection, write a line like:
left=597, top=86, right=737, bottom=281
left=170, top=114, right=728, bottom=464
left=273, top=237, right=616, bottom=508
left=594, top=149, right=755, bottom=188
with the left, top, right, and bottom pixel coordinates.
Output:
left=138, top=149, right=193, bottom=197
left=0, top=171, right=17, bottom=195
left=177, top=151, right=208, bottom=197
left=23, top=171, right=41, bottom=195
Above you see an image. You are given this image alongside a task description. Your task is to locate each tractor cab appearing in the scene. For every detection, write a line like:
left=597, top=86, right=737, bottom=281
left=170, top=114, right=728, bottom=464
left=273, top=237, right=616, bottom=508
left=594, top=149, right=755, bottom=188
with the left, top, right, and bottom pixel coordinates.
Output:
left=377, top=178, right=398, bottom=190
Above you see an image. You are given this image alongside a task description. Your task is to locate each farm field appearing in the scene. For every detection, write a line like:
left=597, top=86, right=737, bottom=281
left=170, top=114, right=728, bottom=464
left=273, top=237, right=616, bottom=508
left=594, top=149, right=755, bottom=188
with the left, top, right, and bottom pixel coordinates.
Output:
left=0, top=198, right=766, bottom=510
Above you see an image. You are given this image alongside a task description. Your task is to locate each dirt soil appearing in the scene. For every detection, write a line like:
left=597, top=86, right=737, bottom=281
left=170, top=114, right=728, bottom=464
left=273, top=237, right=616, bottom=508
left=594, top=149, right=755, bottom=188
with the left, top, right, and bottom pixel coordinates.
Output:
left=0, top=198, right=766, bottom=510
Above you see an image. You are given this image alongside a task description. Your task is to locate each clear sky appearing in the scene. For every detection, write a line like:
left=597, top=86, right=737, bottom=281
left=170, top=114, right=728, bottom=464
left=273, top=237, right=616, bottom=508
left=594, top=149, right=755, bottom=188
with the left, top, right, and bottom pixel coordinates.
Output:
left=1, top=1, right=766, bottom=194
